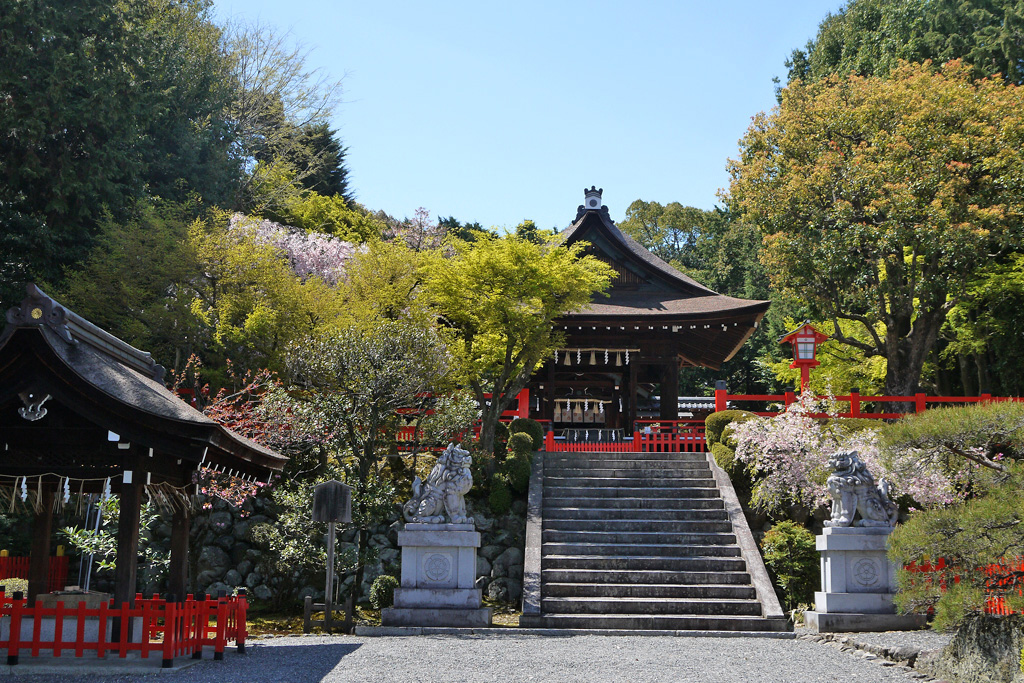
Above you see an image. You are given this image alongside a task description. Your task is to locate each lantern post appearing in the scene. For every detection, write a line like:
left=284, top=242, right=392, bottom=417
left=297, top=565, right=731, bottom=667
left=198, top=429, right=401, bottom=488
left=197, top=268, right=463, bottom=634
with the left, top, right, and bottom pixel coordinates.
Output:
left=779, top=321, right=828, bottom=393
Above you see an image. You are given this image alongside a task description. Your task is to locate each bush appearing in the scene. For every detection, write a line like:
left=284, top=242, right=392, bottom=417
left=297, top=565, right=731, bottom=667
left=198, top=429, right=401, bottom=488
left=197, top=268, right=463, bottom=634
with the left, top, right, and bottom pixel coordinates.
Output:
left=711, top=442, right=738, bottom=474
left=705, top=410, right=758, bottom=449
left=0, top=577, right=28, bottom=596
left=826, top=417, right=879, bottom=434
left=488, top=474, right=513, bottom=515
left=509, top=418, right=544, bottom=451
left=368, top=574, right=399, bottom=610
left=507, top=432, right=534, bottom=459
left=760, top=521, right=818, bottom=611
left=503, top=452, right=532, bottom=494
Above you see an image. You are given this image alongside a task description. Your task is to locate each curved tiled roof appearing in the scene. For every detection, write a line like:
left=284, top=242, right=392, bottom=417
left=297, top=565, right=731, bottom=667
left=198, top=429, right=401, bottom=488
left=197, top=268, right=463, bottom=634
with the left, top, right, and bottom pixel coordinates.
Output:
left=0, top=285, right=286, bottom=477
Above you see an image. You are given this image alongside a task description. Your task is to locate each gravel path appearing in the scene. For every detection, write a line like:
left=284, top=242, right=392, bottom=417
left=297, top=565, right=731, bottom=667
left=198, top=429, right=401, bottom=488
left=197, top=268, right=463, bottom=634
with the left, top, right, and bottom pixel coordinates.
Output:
left=1, top=633, right=938, bottom=682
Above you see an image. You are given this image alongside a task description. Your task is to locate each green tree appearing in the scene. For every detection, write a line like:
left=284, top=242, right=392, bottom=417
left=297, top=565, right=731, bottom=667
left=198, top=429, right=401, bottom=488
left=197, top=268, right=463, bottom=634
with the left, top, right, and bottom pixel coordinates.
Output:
left=0, top=0, right=241, bottom=305
left=617, top=200, right=710, bottom=273
left=728, top=61, right=1024, bottom=396
left=423, top=235, right=613, bottom=455
left=223, top=20, right=344, bottom=213
left=283, top=321, right=461, bottom=611
left=787, top=0, right=1024, bottom=85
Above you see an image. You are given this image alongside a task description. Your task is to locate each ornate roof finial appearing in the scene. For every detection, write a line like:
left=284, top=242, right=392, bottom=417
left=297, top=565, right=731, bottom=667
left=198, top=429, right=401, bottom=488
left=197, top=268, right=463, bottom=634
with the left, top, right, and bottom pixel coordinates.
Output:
left=584, top=186, right=603, bottom=211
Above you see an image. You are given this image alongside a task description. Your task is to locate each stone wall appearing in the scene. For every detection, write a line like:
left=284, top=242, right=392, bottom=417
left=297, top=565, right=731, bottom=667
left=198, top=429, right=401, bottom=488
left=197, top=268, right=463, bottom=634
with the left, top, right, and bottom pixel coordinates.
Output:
left=112, top=494, right=527, bottom=608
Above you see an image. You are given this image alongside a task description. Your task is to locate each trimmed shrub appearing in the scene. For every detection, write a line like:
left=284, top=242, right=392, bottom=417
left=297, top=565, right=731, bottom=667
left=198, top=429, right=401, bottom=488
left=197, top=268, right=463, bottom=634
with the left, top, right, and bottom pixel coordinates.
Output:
left=503, top=453, right=532, bottom=494
left=507, top=433, right=534, bottom=460
left=509, top=418, right=544, bottom=451
left=761, top=520, right=818, bottom=611
left=705, top=410, right=757, bottom=449
left=369, top=574, right=399, bottom=610
left=711, top=442, right=738, bottom=474
left=488, top=474, right=513, bottom=515
left=827, top=417, right=880, bottom=434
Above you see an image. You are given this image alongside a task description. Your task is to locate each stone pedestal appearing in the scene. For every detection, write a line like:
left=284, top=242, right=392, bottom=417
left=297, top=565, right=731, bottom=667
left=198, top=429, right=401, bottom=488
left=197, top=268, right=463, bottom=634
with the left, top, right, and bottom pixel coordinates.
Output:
left=381, top=523, right=492, bottom=627
left=805, top=527, right=926, bottom=633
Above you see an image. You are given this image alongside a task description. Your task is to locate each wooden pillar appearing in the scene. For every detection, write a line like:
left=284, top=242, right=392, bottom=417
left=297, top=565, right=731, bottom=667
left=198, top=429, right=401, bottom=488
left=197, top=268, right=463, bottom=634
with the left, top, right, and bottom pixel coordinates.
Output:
left=27, top=489, right=55, bottom=605
left=168, top=505, right=190, bottom=602
left=627, top=361, right=638, bottom=432
left=660, top=357, right=680, bottom=424
left=114, top=475, right=144, bottom=609
left=545, top=361, right=556, bottom=423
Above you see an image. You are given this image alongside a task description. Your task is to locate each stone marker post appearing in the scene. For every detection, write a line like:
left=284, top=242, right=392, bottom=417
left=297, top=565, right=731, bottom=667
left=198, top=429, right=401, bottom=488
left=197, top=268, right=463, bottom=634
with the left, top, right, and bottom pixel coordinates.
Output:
left=312, top=480, right=351, bottom=633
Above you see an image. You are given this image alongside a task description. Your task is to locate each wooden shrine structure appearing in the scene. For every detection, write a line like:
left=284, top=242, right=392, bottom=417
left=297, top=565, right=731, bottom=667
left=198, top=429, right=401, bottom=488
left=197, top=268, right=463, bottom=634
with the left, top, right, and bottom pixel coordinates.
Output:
left=0, top=285, right=287, bottom=609
left=531, top=188, right=770, bottom=431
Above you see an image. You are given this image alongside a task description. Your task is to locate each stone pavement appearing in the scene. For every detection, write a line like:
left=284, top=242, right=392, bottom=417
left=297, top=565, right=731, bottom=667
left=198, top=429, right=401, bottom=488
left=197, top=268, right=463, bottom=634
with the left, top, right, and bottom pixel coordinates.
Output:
left=0, top=628, right=954, bottom=682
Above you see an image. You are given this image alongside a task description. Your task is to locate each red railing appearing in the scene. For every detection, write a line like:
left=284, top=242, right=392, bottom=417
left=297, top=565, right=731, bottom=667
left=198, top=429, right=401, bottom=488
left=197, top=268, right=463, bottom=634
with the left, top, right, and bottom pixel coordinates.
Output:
left=904, top=558, right=1024, bottom=615
left=0, top=556, right=69, bottom=593
left=714, top=387, right=1023, bottom=419
left=0, top=591, right=247, bottom=668
left=544, top=421, right=707, bottom=453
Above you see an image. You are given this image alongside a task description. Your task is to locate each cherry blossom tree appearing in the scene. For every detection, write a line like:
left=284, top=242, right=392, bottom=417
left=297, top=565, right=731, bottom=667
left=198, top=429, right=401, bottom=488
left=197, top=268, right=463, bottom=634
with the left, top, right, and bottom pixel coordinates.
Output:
left=731, top=392, right=955, bottom=514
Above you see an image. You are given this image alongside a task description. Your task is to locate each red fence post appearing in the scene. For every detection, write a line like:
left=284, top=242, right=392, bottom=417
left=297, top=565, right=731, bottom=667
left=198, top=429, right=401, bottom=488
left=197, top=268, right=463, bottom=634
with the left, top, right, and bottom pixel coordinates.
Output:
left=162, top=600, right=177, bottom=668
left=714, top=381, right=727, bottom=413
left=7, top=592, right=22, bottom=665
left=236, top=591, right=248, bottom=654
left=915, top=393, right=927, bottom=413
left=784, top=387, right=796, bottom=408
left=850, top=388, right=861, bottom=418
left=544, top=431, right=554, bottom=452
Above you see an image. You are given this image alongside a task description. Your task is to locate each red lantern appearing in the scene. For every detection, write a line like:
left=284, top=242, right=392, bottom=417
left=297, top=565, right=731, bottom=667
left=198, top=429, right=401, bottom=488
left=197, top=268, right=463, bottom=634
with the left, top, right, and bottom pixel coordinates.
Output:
left=779, top=321, right=828, bottom=392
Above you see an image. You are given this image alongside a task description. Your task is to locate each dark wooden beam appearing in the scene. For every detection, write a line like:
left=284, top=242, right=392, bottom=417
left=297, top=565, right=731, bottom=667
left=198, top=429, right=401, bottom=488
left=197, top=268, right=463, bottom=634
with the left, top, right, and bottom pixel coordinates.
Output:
left=168, top=506, right=190, bottom=602
left=113, top=473, right=144, bottom=609
left=660, top=358, right=681, bottom=423
left=27, top=489, right=55, bottom=605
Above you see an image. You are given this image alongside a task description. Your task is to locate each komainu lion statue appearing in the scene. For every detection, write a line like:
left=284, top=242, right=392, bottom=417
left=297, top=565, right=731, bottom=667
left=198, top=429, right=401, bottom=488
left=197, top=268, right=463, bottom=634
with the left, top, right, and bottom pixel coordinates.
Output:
left=824, top=449, right=898, bottom=528
left=402, top=443, right=474, bottom=525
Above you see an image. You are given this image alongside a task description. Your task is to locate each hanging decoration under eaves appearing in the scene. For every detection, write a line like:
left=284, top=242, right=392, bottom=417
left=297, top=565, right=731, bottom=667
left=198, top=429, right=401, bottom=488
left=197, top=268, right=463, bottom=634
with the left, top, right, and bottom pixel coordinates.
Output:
left=554, top=348, right=639, bottom=366
left=552, top=398, right=611, bottom=424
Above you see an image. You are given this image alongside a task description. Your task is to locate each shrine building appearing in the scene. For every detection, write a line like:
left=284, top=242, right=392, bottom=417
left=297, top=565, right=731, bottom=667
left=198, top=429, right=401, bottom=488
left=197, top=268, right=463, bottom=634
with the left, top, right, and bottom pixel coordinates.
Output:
left=530, top=188, right=770, bottom=433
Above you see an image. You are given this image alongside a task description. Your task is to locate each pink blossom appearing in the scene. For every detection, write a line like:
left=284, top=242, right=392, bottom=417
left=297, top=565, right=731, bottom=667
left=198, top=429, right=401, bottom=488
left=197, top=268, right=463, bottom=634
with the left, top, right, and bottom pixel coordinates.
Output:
left=229, top=213, right=356, bottom=285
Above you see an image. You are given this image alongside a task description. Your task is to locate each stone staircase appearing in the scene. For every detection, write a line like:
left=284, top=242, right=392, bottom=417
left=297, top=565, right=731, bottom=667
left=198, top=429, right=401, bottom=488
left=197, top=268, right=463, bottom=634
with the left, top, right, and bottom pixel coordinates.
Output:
left=520, top=449, right=790, bottom=633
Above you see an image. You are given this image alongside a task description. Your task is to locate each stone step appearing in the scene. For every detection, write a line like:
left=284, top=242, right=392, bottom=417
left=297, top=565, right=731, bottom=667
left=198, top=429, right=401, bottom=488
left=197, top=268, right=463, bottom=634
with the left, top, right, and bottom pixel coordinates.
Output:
left=543, top=486, right=720, bottom=499
left=542, top=507, right=729, bottom=521
left=545, top=467, right=711, bottom=479
left=545, top=454, right=708, bottom=466
left=542, top=555, right=748, bottom=572
left=519, top=614, right=791, bottom=632
left=541, top=542, right=742, bottom=558
left=543, top=583, right=757, bottom=600
left=541, top=568, right=753, bottom=585
left=540, top=596, right=764, bottom=616
left=544, top=476, right=714, bottom=488
left=543, top=497, right=725, bottom=510
left=542, top=519, right=733, bottom=534
left=542, top=530, right=736, bottom=545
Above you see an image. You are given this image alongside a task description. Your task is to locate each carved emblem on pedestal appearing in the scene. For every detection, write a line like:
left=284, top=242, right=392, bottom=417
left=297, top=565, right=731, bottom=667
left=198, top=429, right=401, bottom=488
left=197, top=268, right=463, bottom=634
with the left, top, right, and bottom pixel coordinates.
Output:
left=424, top=553, right=452, bottom=583
left=852, top=557, right=880, bottom=587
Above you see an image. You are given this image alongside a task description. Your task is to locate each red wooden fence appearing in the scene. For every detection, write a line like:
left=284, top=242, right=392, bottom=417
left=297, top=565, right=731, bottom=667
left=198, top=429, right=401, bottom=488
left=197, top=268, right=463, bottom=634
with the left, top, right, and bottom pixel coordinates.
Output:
left=715, top=387, right=1023, bottom=419
left=544, top=421, right=707, bottom=453
left=0, top=556, right=69, bottom=593
left=0, top=591, right=247, bottom=668
left=904, top=558, right=1024, bottom=616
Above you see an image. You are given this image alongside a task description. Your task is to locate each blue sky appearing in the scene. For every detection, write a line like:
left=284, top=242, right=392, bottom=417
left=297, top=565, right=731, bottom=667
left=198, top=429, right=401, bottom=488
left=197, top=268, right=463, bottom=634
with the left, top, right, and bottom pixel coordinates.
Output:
left=213, top=1, right=845, bottom=231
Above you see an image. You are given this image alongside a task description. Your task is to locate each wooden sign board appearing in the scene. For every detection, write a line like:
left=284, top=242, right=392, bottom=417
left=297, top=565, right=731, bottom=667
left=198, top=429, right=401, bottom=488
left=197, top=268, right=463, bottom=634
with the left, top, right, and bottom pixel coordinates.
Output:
left=312, top=480, right=352, bottom=523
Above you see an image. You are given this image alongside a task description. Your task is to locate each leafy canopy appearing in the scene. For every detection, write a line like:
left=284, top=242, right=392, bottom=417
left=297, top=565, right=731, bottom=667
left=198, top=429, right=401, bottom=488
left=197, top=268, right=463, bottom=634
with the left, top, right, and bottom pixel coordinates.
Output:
left=422, top=234, right=613, bottom=453
left=729, top=61, right=1024, bottom=395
